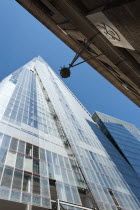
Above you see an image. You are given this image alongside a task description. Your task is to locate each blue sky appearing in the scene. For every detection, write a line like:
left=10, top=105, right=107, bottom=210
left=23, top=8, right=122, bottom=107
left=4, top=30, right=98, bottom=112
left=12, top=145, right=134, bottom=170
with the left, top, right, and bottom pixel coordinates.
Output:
left=0, top=1, right=140, bottom=128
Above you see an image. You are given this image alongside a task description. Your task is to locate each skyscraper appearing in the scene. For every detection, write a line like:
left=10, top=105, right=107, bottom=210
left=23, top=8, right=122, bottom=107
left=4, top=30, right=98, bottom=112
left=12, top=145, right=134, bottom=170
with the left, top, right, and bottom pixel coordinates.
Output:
left=0, top=57, right=140, bottom=210
left=92, top=111, right=140, bottom=178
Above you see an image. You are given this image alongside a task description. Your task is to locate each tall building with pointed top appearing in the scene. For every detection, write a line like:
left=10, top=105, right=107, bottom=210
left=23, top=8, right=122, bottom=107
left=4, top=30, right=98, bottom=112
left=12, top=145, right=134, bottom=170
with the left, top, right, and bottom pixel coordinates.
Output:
left=0, top=57, right=140, bottom=210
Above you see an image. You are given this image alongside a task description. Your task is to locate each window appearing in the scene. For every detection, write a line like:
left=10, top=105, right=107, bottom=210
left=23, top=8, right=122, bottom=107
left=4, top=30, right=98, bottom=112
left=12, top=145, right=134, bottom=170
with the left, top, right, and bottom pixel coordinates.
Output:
left=33, top=159, right=40, bottom=175
left=11, top=190, right=21, bottom=202
left=16, top=153, right=24, bottom=170
left=23, top=172, right=32, bottom=193
left=40, top=160, right=48, bottom=177
left=0, top=148, right=7, bottom=164
left=0, top=133, right=3, bottom=146
left=64, top=184, right=73, bottom=203
left=33, top=175, right=40, bottom=195
left=54, top=165, right=62, bottom=181
left=58, top=155, right=65, bottom=168
left=41, top=177, right=50, bottom=197
left=0, top=165, right=3, bottom=179
left=18, top=141, right=25, bottom=154
left=61, top=168, right=68, bottom=183
left=33, top=146, right=39, bottom=158
left=24, top=156, right=32, bottom=173
left=71, top=186, right=81, bottom=205
left=6, top=151, right=16, bottom=168
left=46, top=151, right=52, bottom=163
left=26, top=143, right=32, bottom=156
left=12, top=170, right=23, bottom=190
left=52, top=153, right=59, bottom=165
left=32, top=195, right=41, bottom=206
left=40, top=148, right=46, bottom=161
left=22, top=193, right=31, bottom=204
left=48, top=162, right=54, bottom=179
left=1, top=167, right=13, bottom=188
left=56, top=182, right=66, bottom=201
left=1, top=135, right=11, bottom=148
left=10, top=137, right=18, bottom=151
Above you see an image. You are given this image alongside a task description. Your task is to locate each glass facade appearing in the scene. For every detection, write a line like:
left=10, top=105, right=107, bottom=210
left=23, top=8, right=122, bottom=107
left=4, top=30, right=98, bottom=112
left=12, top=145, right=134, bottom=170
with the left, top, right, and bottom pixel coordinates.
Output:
left=0, top=57, right=140, bottom=210
left=93, top=112, right=140, bottom=178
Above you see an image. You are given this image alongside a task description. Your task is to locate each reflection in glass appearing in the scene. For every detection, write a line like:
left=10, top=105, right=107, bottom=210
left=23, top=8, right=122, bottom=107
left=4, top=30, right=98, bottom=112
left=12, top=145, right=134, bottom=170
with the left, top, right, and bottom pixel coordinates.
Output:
left=41, top=177, right=50, bottom=198
left=18, top=141, right=25, bottom=154
left=40, top=160, right=48, bottom=177
left=33, top=159, right=40, bottom=175
left=6, top=151, right=16, bottom=167
left=12, top=170, right=23, bottom=190
left=23, top=172, right=32, bottom=193
left=33, top=195, right=41, bottom=206
left=10, top=137, right=18, bottom=151
left=0, top=148, right=7, bottom=164
left=22, top=193, right=31, bottom=204
left=33, top=146, right=39, bottom=158
left=33, top=175, right=40, bottom=195
left=1, top=135, right=11, bottom=148
left=40, top=148, right=46, bottom=161
left=26, top=143, right=32, bottom=156
left=11, top=190, right=21, bottom=202
left=64, top=184, right=73, bottom=203
left=1, top=167, right=13, bottom=188
left=24, top=156, right=32, bottom=173
left=16, top=153, right=24, bottom=170
left=48, top=162, right=54, bottom=179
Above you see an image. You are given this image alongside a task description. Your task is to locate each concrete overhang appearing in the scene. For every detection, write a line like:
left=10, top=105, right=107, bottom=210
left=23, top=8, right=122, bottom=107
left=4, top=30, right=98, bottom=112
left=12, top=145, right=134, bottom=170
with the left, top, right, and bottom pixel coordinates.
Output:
left=16, top=0, right=140, bottom=106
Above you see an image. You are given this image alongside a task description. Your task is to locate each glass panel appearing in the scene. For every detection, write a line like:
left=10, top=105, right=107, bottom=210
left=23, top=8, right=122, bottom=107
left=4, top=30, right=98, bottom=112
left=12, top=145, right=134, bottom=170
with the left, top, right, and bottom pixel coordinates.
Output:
left=52, top=153, right=59, bottom=165
left=64, top=157, right=71, bottom=169
left=0, top=133, right=3, bottom=146
left=67, top=170, right=75, bottom=185
left=40, top=148, right=46, bottom=161
left=10, top=137, right=18, bottom=151
left=0, top=148, right=7, bottom=164
left=12, top=170, right=23, bottom=190
left=5, top=151, right=16, bottom=167
left=0, top=187, right=10, bottom=199
left=23, top=172, right=32, bottom=193
left=26, top=143, right=32, bottom=156
left=18, top=141, right=25, bottom=154
left=0, top=133, right=3, bottom=140
left=10, top=190, right=21, bottom=202
left=1, top=167, right=13, bottom=188
left=40, top=160, right=48, bottom=177
left=58, top=155, right=65, bottom=168
left=64, top=184, right=73, bottom=203
left=46, top=151, right=52, bottom=163
left=0, top=165, right=3, bottom=179
left=16, top=153, right=24, bottom=170
left=33, top=175, right=40, bottom=195
left=54, top=165, right=62, bottom=181
left=42, top=197, right=51, bottom=208
left=71, top=186, right=81, bottom=205
left=1, top=135, right=11, bottom=148
left=56, top=182, right=66, bottom=201
left=61, top=168, right=68, bottom=183
left=41, top=177, right=50, bottom=198
left=48, top=162, right=54, bottom=179
left=24, top=156, right=32, bottom=173
left=22, top=193, right=31, bottom=204
left=33, top=146, right=39, bottom=158
left=32, top=195, right=41, bottom=206
left=33, top=159, right=40, bottom=175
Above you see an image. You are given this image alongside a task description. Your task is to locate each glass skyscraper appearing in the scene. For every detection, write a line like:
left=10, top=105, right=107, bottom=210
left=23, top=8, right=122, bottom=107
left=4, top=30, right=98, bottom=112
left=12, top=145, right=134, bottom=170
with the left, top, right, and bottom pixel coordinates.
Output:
left=92, top=112, right=140, bottom=178
left=0, top=57, right=140, bottom=210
